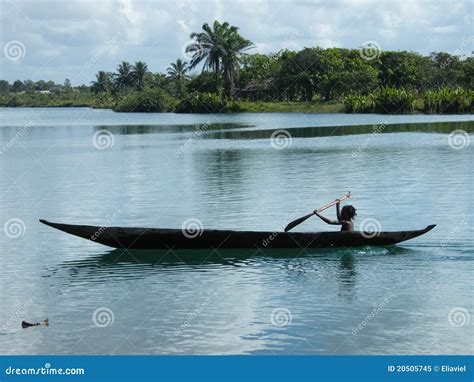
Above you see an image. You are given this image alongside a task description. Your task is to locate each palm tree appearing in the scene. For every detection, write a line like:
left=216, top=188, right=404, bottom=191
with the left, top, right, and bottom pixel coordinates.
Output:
left=90, top=71, right=111, bottom=94
left=166, top=59, right=190, bottom=81
left=132, top=61, right=148, bottom=91
left=222, top=32, right=253, bottom=97
left=186, top=20, right=226, bottom=86
left=186, top=20, right=253, bottom=98
left=114, top=61, right=134, bottom=93
left=167, top=59, right=190, bottom=98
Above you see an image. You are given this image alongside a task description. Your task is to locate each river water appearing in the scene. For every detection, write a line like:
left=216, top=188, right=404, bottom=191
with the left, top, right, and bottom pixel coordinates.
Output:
left=0, top=108, right=472, bottom=354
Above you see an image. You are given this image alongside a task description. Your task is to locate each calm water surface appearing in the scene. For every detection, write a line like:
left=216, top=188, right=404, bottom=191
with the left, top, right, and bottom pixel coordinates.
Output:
left=0, top=108, right=473, bottom=354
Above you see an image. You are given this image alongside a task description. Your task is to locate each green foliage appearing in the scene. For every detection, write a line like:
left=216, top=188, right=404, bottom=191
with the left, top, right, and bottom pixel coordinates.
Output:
left=428, top=52, right=465, bottom=89
left=114, top=89, right=176, bottom=112
left=345, top=88, right=416, bottom=114
left=378, top=51, right=427, bottom=89
left=0, top=79, right=11, bottom=93
left=166, top=59, right=190, bottom=98
left=114, top=61, right=134, bottom=93
left=144, top=73, right=177, bottom=95
left=133, top=61, right=149, bottom=91
left=241, top=47, right=380, bottom=102
left=239, top=53, right=281, bottom=83
left=187, top=72, right=220, bottom=94
left=343, top=95, right=375, bottom=113
left=373, top=87, right=416, bottom=113
left=186, top=20, right=254, bottom=98
left=423, top=87, right=473, bottom=114
left=93, top=92, right=122, bottom=109
left=236, top=100, right=344, bottom=113
left=91, top=71, right=113, bottom=94
left=176, top=92, right=240, bottom=113
left=0, top=92, right=94, bottom=107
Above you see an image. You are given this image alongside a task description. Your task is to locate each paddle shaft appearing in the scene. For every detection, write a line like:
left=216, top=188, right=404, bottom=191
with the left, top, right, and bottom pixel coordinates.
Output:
left=316, top=193, right=351, bottom=213
left=284, top=193, right=351, bottom=232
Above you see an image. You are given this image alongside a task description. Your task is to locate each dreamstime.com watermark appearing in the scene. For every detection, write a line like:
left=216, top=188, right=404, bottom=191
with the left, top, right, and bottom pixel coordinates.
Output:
left=352, top=297, right=389, bottom=335
left=90, top=209, right=122, bottom=241
left=4, top=363, right=84, bottom=376
left=182, top=218, right=204, bottom=238
left=352, top=122, right=387, bottom=158
left=1, top=120, right=32, bottom=156
left=174, top=122, right=210, bottom=158
left=439, top=214, right=473, bottom=247
left=270, top=129, right=292, bottom=150
left=182, top=39, right=203, bottom=61
left=92, top=307, right=115, bottom=328
left=3, top=218, right=26, bottom=239
left=448, top=307, right=470, bottom=328
left=441, top=35, right=474, bottom=69
left=93, top=129, right=115, bottom=150
left=270, top=308, right=292, bottom=327
left=281, top=31, right=300, bottom=51
left=4, top=40, right=26, bottom=61
left=359, top=40, right=381, bottom=61
left=359, top=218, right=382, bottom=239
left=2, top=298, right=33, bottom=331
left=261, top=210, right=298, bottom=247
left=174, top=296, right=212, bottom=336
left=84, top=33, right=121, bottom=70
left=448, top=129, right=470, bottom=150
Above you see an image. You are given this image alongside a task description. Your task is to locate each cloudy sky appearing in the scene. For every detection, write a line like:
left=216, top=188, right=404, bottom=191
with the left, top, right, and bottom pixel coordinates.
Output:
left=1, top=0, right=473, bottom=85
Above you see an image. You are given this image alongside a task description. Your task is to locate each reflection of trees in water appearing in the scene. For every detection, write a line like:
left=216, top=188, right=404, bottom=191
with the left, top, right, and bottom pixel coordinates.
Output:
left=190, top=148, right=247, bottom=198
left=205, top=121, right=474, bottom=140
left=94, top=123, right=254, bottom=136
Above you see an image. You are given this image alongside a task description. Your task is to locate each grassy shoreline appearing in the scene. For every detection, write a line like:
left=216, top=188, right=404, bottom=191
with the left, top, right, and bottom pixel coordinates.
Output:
left=0, top=93, right=346, bottom=113
left=235, top=101, right=345, bottom=113
left=0, top=93, right=472, bottom=115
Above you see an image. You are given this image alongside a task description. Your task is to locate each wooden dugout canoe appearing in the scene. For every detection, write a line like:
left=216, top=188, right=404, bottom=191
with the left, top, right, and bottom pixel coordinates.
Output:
left=39, top=220, right=436, bottom=250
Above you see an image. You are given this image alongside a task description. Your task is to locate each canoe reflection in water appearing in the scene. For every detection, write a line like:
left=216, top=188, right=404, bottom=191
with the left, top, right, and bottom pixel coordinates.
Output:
left=47, top=246, right=414, bottom=288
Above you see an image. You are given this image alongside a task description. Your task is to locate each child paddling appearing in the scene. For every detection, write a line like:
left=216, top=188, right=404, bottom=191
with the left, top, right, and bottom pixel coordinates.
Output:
left=315, top=199, right=357, bottom=232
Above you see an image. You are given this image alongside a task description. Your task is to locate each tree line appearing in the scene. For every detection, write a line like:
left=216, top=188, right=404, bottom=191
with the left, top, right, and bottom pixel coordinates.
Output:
left=1, top=20, right=473, bottom=113
left=0, top=78, right=76, bottom=94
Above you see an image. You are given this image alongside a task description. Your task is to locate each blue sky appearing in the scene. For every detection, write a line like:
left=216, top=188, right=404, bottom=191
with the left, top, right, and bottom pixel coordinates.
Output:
left=1, top=0, right=473, bottom=85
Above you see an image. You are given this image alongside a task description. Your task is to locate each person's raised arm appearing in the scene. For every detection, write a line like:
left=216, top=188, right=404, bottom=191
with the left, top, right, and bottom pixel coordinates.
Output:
left=314, top=210, right=341, bottom=225
left=336, top=199, right=341, bottom=221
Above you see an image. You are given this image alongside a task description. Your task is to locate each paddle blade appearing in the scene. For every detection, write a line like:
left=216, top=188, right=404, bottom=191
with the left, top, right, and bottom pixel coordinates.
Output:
left=284, top=212, right=314, bottom=232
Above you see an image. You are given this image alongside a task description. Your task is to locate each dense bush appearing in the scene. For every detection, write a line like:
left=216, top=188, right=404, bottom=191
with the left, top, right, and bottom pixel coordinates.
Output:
left=176, top=92, right=241, bottom=113
left=373, top=87, right=416, bottom=113
left=345, top=87, right=474, bottom=114
left=0, top=92, right=94, bottom=107
left=187, top=72, right=220, bottom=94
left=343, top=95, right=374, bottom=113
left=423, top=87, right=472, bottom=114
left=114, top=89, right=176, bottom=112
left=93, top=93, right=120, bottom=109
left=345, top=88, right=416, bottom=113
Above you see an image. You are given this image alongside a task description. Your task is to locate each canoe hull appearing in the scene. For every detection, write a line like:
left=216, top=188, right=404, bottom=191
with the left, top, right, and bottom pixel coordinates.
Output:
left=39, top=220, right=436, bottom=250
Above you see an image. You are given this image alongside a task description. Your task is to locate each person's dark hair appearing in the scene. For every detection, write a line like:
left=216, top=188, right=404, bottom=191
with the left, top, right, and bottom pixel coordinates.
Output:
left=340, top=205, right=357, bottom=220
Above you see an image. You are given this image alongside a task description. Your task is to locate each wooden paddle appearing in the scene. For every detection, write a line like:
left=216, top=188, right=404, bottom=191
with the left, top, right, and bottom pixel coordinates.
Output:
left=284, top=192, right=351, bottom=232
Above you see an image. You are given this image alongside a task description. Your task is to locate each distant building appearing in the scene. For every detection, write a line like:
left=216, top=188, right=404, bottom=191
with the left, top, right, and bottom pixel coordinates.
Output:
left=50, top=87, right=62, bottom=94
